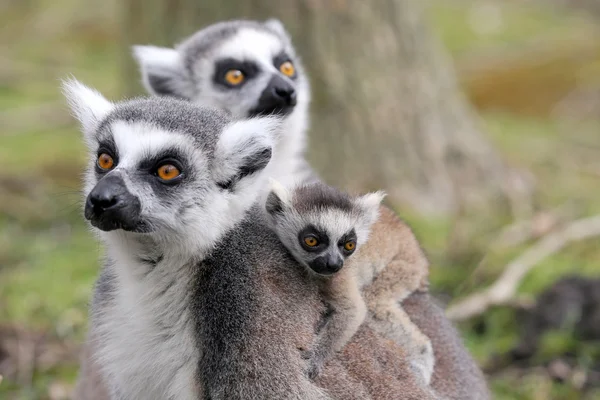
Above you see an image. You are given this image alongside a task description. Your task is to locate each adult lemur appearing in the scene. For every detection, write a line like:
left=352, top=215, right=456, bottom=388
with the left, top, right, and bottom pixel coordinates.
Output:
left=65, top=81, right=439, bottom=399
left=132, top=18, right=489, bottom=399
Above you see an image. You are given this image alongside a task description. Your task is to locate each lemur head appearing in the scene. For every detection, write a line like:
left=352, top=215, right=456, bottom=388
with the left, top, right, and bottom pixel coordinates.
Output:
left=132, top=19, right=309, bottom=121
left=266, top=180, right=385, bottom=276
left=63, top=78, right=279, bottom=254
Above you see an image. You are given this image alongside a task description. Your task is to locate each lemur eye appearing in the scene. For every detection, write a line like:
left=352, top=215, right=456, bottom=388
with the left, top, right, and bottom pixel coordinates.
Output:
left=344, top=240, right=356, bottom=252
left=279, top=61, right=295, bottom=77
left=303, top=236, right=319, bottom=247
left=157, top=164, right=181, bottom=181
left=224, top=69, right=245, bottom=86
left=97, top=153, right=115, bottom=170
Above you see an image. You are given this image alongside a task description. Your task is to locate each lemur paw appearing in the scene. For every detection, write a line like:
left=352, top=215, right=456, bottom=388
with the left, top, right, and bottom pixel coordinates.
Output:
left=409, top=339, right=435, bottom=385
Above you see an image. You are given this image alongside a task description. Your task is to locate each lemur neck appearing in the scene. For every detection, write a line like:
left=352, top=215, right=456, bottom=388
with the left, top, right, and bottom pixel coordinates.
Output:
left=267, top=104, right=312, bottom=187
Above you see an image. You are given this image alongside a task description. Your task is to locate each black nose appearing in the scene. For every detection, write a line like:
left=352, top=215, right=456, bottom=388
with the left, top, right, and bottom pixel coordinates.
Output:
left=249, top=75, right=297, bottom=117
left=84, top=174, right=143, bottom=232
left=273, top=85, right=296, bottom=106
left=88, top=187, right=120, bottom=212
left=308, top=254, right=344, bottom=276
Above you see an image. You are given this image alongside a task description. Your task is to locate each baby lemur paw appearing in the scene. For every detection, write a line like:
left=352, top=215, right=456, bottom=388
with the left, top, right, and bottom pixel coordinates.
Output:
left=409, top=339, right=435, bottom=385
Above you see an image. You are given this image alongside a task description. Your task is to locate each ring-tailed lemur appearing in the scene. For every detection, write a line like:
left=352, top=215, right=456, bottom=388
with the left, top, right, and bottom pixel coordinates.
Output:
left=265, top=180, right=434, bottom=384
left=133, top=18, right=440, bottom=387
left=130, top=19, right=489, bottom=398
left=63, top=78, right=317, bottom=399
left=133, top=19, right=316, bottom=189
left=64, top=80, right=441, bottom=400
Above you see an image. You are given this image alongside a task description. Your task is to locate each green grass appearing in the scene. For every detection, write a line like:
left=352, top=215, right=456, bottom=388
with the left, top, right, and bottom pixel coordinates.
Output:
left=1, top=0, right=600, bottom=399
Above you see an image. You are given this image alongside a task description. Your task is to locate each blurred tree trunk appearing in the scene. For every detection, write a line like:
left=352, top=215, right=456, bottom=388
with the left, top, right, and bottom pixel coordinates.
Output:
left=121, top=0, right=532, bottom=216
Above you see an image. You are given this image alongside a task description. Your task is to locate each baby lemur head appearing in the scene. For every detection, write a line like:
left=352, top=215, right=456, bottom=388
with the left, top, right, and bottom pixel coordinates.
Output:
left=62, top=78, right=279, bottom=254
left=266, top=180, right=385, bottom=276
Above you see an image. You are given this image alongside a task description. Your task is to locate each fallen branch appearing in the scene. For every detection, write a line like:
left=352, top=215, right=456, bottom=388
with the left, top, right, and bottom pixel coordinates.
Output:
left=446, top=214, right=600, bottom=321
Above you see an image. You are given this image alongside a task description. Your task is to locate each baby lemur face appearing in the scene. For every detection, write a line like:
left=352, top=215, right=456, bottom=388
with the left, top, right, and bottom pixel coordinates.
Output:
left=62, top=79, right=279, bottom=251
left=266, top=181, right=385, bottom=276
left=133, top=19, right=309, bottom=121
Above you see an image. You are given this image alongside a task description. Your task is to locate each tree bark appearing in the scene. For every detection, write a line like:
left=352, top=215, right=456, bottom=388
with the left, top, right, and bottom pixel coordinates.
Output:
left=121, top=0, right=532, bottom=216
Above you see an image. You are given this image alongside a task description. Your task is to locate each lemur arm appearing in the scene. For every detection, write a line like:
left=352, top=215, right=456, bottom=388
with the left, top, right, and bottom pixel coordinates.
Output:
left=305, top=272, right=367, bottom=379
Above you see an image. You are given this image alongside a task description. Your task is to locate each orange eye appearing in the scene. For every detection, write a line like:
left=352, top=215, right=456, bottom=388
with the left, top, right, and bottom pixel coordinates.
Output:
left=304, top=236, right=319, bottom=247
left=344, top=241, right=356, bottom=252
left=157, top=164, right=181, bottom=181
left=224, top=69, right=245, bottom=86
left=97, top=153, right=114, bottom=170
left=279, top=61, right=295, bottom=77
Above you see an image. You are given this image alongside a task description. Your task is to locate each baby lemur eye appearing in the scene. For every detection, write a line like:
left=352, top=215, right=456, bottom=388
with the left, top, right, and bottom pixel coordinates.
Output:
left=303, top=235, right=319, bottom=247
left=97, top=153, right=115, bottom=171
left=343, top=240, right=356, bottom=252
left=279, top=61, right=295, bottom=78
left=156, top=164, right=181, bottom=182
left=224, top=69, right=245, bottom=86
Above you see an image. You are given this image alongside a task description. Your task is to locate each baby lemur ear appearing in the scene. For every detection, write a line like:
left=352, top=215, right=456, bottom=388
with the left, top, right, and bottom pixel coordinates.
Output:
left=265, top=178, right=292, bottom=216
left=355, top=191, right=386, bottom=226
left=132, top=45, right=194, bottom=99
left=213, top=117, right=281, bottom=190
left=61, top=78, right=114, bottom=143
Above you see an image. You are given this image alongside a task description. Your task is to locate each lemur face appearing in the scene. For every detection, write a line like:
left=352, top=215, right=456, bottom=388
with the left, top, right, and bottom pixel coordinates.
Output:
left=63, top=79, right=279, bottom=248
left=133, top=20, right=309, bottom=121
left=266, top=181, right=385, bottom=276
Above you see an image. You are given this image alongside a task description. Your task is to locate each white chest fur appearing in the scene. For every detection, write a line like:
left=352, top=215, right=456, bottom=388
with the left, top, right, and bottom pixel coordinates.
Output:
left=93, top=253, right=199, bottom=400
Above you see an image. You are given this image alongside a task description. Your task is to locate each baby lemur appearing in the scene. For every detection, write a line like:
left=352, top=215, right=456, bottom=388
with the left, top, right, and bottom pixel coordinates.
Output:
left=266, top=180, right=434, bottom=384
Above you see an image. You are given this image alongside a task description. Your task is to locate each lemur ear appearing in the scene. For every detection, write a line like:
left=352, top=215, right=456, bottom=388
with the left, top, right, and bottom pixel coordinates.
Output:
left=265, top=178, right=292, bottom=216
left=264, top=19, right=288, bottom=38
left=132, top=45, right=193, bottom=99
left=213, top=116, right=281, bottom=190
left=61, top=78, right=113, bottom=142
left=355, top=191, right=386, bottom=226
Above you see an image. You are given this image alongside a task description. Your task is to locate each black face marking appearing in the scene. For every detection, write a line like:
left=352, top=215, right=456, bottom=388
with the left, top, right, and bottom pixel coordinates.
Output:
left=134, top=149, right=190, bottom=197
left=248, top=74, right=296, bottom=117
left=298, top=225, right=329, bottom=252
left=85, top=174, right=147, bottom=232
left=213, top=58, right=260, bottom=89
left=308, top=252, right=344, bottom=276
left=217, top=146, right=272, bottom=191
left=339, top=229, right=357, bottom=257
left=95, top=140, right=119, bottom=176
left=273, top=52, right=296, bottom=80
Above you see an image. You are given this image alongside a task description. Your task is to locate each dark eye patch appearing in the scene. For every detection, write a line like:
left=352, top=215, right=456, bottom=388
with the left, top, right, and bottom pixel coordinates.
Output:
left=213, top=58, right=260, bottom=88
left=338, top=229, right=357, bottom=247
left=298, top=225, right=329, bottom=252
left=273, top=52, right=296, bottom=79
left=94, top=139, right=118, bottom=175
left=135, top=148, right=190, bottom=191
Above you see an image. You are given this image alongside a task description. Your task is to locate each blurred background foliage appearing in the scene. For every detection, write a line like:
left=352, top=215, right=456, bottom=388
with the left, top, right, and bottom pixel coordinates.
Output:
left=0, top=0, right=599, bottom=399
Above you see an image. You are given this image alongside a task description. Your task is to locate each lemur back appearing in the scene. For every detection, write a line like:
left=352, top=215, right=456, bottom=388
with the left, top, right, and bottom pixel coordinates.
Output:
left=266, top=181, right=434, bottom=384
